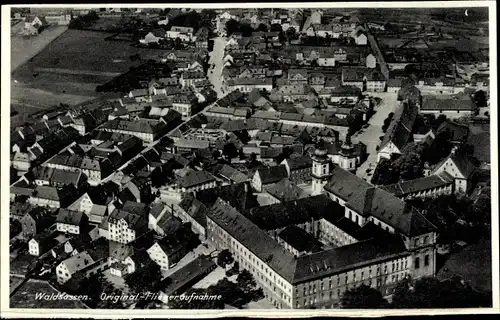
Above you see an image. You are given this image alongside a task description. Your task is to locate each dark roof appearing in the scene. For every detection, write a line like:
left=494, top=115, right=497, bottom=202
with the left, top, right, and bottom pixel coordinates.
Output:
left=109, top=241, right=134, bottom=261
left=421, top=96, right=476, bottom=111
left=264, top=179, right=307, bottom=202
left=194, top=182, right=258, bottom=213
left=381, top=172, right=455, bottom=197
left=255, top=165, right=289, bottom=185
left=56, top=209, right=86, bottom=226
left=278, top=225, right=323, bottom=253
left=324, top=166, right=437, bottom=237
left=436, top=120, right=470, bottom=142
left=179, top=170, right=216, bottom=189
left=284, top=155, right=313, bottom=171
left=380, top=102, right=418, bottom=150
left=246, top=195, right=340, bottom=230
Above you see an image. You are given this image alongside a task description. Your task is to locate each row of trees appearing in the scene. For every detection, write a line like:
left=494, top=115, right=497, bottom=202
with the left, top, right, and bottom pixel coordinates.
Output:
left=342, top=277, right=491, bottom=309
left=69, top=10, right=100, bottom=29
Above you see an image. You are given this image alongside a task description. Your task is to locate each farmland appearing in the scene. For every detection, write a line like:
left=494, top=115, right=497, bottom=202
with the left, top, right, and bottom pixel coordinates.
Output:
left=11, top=29, right=166, bottom=114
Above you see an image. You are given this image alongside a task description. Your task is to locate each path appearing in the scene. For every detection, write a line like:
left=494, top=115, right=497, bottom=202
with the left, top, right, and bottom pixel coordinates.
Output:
left=207, top=37, right=226, bottom=99
left=352, top=93, right=399, bottom=181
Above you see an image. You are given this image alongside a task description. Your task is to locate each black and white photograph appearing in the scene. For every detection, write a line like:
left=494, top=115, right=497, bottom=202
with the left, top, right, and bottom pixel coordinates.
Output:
left=1, top=2, right=498, bottom=316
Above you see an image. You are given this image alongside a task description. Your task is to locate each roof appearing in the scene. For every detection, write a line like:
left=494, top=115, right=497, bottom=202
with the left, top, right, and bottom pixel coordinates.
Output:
left=284, top=155, right=313, bottom=171
left=33, top=185, right=76, bottom=202
left=216, top=164, right=248, bottom=183
left=278, top=225, right=322, bottom=253
left=380, top=172, right=455, bottom=197
left=436, top=120, right=470, bottom=141
left=109, top=208, right=147, bottom=231
left=109, top=241, right=134, bottom=261
left=61, top=251, right=95, bottom=275
left=264, top=179, right=308, bottom=202
left=324, top=166, right=437, bottom=237
left=433, top=153, right=477, bottom=179
left=208, top=198, right=410, bottom=284
left=255, top=165, right=289, bottom=185
left=380, top=101, right=418, bottom=150
left=175, top=138, right=210, bottom=150
left=179, top=170, right=216, bottom=188
left=421, top=96, right=476, bottom=111
left=247, top=194, right=340, bottom=231
left=194, top=182, right=258, bottom=213
left=56, top=209, right=86, bottom=226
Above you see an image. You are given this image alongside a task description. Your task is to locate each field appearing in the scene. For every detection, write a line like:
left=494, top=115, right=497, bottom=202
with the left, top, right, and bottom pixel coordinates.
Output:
left=468, top=123, right=490, bottom=164
left=11, top=29, right=165, bottom=115
left=10, top=279, right=87, bottom=308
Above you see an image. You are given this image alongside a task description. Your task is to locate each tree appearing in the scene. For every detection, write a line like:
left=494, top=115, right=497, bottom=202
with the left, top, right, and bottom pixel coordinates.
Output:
left=174, top=37, right=183, bottom=50
left=392, top=277, right=491, bottom=308
left=382, top=112, right=394, bottom=133
left=236, top=269, right=257, bottom=294
left=222, top=142, right=239, bottom=161
left=270, top=23, right=283, bottom=33
left=125, top=260, right=162, bottom=294
left=257, top=23, right=268, bottom=32
left=473, top=90, right=487, bottom=108
left=225, top=19, right=240, bottom=36
left=341, top=284, right=387, bottom=308
left=216, top=249, right=234, bottom=268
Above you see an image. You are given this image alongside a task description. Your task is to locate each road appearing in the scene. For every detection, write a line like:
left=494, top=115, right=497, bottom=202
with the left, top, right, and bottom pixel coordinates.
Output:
left=207, top=37, right=226, bottom=99
left=352, top=92, right=399, bottom=181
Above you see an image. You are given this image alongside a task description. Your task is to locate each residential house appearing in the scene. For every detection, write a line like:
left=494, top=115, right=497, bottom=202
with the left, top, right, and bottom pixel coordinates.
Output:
left=147, top=225, right=198, bottom=270
left=280, top=155, right=313, bottom=184
left=431, top=151, right=477, bottom=193
left=56, top=209, right=89, bottom=235
left=251, top=165, right=289, bottom=192
left=420, top=96, right=477, bottom=119
left=56, top=250, right=108, bottom=284
left=166, top=26, right=195, bottom=42
left=107, top=208, right=149, bottom=244
left=29, top=185, right=78, bottom=209
left=20, top=208, right=55, bottom=238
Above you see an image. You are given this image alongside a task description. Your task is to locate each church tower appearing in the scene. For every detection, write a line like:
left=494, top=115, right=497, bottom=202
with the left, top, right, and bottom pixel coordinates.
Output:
left=312, top=141, right=332, bottom=195
left=338, top=134, right=357, bottom=172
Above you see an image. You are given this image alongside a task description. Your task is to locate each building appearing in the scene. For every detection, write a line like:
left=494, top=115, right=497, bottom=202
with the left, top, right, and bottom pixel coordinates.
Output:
left=431, top=151, right=477, bottom=193
left=177, top=170, right=217, bottom=193
left=56, top=209, right=89, bottom=235
left=29, top=185, right=78, bottom=209
left=420, top=96, right=477, bottom=119
left=24, top=15, right=46, bottom=35
left=378, top=101, right=418, bottom=162
left=251, top=165, right=289, bottom=192
left=107, top=208, right=148, bottom=244
left=280, top=155, right=313, bottom=184
left=166, top=26, right=195, bottom=42
left=56, top=250, right=108, bottom=284
left=311, top=144, right=332, bottom=195
left=21, top=209, right=55, bottom=239
left=380, top=172, right=455, bottom=200
left=206, top=194, right=436, bottom=309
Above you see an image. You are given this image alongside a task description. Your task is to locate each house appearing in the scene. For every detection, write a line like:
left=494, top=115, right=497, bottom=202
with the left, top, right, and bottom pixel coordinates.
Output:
left=431, top=151, right=477, bottom=194
left=56, top=250, right=108, bottom=284
left=420, top=96, right=477, bottom=119
left=140, top=29, right=166, bottom=44
left=280, top=155, right=313, bottom=183
left=29, top=185, right=78, bottom=209
left=166, top=26, right=195, bottom=42
left=378, top=101, right=418, bottom=162
left=264, top=178, right=308, bottom=203
left=24, top=15, right=46, bottom=35
left=436, top=120, right=470, bottom=144
left=353, top=30, right=367, bottom=45
left=177, top=170, right=217, bottom=193
left=277, top=225, right=322, bottom=257
left=225, top=78, right=273, bottom=94
left=147, top=225, right=199, bottom=270
left=21, top=208, right=55, bottom=239
left=341, top=68, right=386, bottom=92
left=67, top=192, right=111, bottom=225
left=214, top=164, right=249, bottom=184
left=56, top=209, right=89, bottom=235
left=387, top=78, right=403, bottom=93
left=80, top=157, right=113, bottom=184
left=251, top=165, right=289, bottom=192
left=28, top=233, right=58, bottom=256
left=108, top=241, right=139, bottom=277
left=107, top=208, right=149, bottom=244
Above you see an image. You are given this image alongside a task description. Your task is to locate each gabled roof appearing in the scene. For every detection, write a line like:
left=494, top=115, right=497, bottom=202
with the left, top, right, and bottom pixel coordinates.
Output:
left=380, top=101, right=418, bottom=150
left=255, top=165, right=289, bottom=185
left=433, top=153, right=477, bottom=179
left=264, top=178, right=308, bottom=202
left=284, top=155, right=313, bottom=171
left=56, top=209, right=86, bottom=226
left=179, top=170, right=216, bottom=188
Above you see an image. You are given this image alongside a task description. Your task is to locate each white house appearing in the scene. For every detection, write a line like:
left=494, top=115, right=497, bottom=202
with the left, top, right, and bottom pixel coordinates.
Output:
left=431, top=152, right=476, bottom=193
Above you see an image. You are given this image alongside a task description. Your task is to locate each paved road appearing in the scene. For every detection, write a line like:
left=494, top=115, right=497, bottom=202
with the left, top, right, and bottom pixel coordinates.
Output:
left=207, top=37, right=226, bottom=99
left=352, top=93, right=399, bottom=181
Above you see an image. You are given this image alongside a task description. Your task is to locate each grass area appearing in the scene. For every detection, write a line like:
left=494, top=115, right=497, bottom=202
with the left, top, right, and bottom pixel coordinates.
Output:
left=10, top=279, right=87, bottom=308
left=10, top=276, right=25, bottom=295
left=10, top=253, right=35, bottom=276
left=13, top=29, right=165, bottom=76
left=437, top=238, right=492, bottom=293
left=11, top=25, right=69, bottom=72
left=468, top=124, right=490, bottom=164
left=11, top=29, right=165, bottom=114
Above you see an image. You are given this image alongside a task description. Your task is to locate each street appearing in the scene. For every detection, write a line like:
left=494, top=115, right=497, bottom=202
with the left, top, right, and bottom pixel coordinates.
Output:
left=207, top=37, right=226, bottom=99
left=352, top=92, right=400, bottom=181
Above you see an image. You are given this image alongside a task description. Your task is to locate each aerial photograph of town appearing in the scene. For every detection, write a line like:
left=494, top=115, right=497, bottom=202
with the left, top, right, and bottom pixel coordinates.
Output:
left=6, top=4, right=494, bottom=312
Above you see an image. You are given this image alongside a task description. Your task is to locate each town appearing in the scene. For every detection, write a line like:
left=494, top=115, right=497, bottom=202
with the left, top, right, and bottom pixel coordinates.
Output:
left=9, top=6, right=492, bottom=310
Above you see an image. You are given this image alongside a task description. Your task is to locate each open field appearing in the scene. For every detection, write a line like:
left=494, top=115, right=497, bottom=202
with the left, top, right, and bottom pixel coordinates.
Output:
left=11, top=29, right=165, bottom=115
left=10, top=279, right=88, bottom=308
left=11, top=25, right=69, bottom=72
